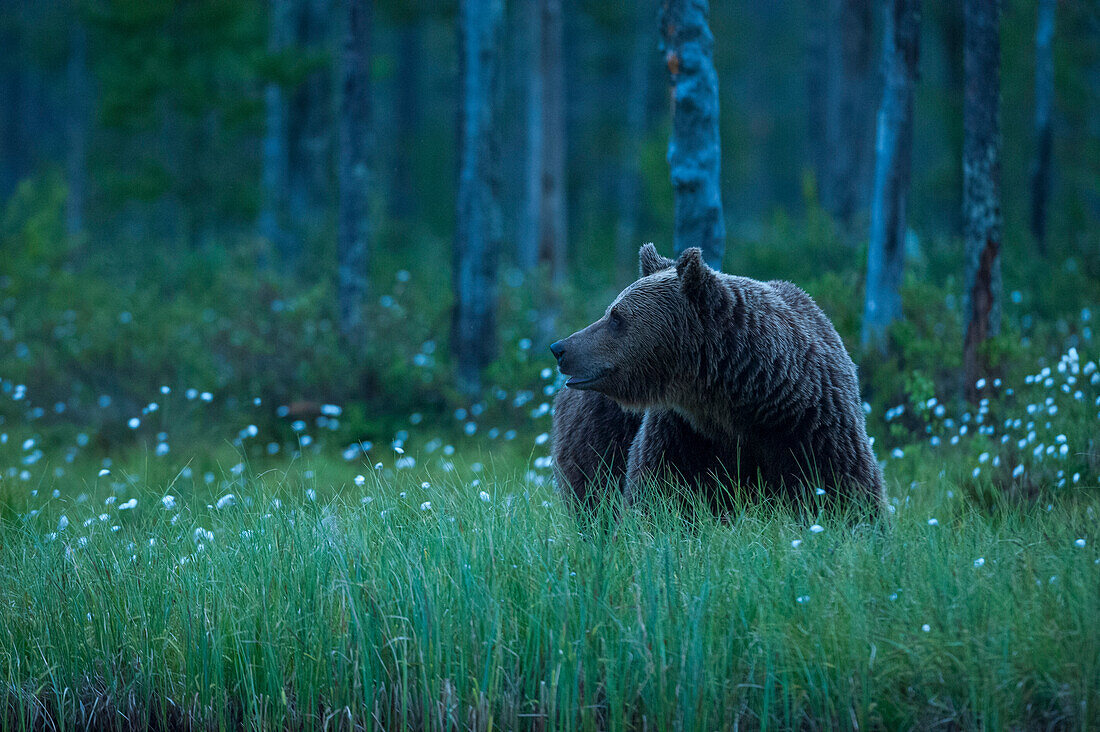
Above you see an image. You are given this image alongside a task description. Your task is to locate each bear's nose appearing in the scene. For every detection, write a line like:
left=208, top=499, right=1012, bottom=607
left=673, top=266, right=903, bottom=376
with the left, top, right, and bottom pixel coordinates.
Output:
left=549, top=340, right=566, bottom=360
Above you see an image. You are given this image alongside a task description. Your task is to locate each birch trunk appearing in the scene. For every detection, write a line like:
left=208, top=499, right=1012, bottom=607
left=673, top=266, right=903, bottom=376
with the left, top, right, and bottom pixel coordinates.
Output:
left=336, top=0, right=371, bottom=346
left=66, top=16, right=89, bottom=237
left=861, top=0, right=920, bottom=349
left=616, top=0, right=655, bottom=283
left=822, top=0, right=875, bottom=228
left=259, top=0, right=292, bottom=261
left=1029, top=0, right=1055, bottom=252
left=453, top=0, right=504, bottom=395
left=659, top=0, right=726, bottom=270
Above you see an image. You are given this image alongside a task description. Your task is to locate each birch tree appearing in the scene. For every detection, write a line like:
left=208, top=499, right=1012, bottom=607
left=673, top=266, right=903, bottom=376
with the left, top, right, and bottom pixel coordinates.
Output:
left=518, top=0, right=543, bottom=274
left=453, top=0, right=504, bottom=394
left=822, top=0, right=875, bottom=228
left=66, top=14, right=89, bottom=237
left=289, top=0, right=333, bottom=235
left=520, top=0, right=566, bottom=286
left=862, top=0, right=921, bottom=348
left=259, top=0, right=292, bottom=260
left=616, top=0, right=656, bottom=283
left=1029, top=0, right=1055, bottom=252
left=391, top=17, right=421, bottom=220
left=659, top=0, right=725, bottom=270
left=336, top=0, right=371, bottom=345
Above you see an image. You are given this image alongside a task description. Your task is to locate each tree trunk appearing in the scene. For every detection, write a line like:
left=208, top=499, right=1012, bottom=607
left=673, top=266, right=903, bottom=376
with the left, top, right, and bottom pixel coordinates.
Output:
left=805, top=0, right=829, bottom=206
left=390, top=20, right=421, bottom=220
left=962, top=0, right=1002, bottom=401
left=1029, top=0, right=1055, bottom=253
left=336, top=0, right=371, bottom=347
left=822, top=0, right=875, bottom=228
left=519, top=0, right=566, bottom=287
left=616, top=0, right=655, bottom=283
left=539, top=0, right=567, bottom=287
left=259, top=0, right=292, bottom=261
left=65, top=16, right=89, bottom=237
left=659, top=0, right=726, bottom=271
left=861, top=0, right=920, bottom=349
left=288, top=0, right=333, bottom=245
left=453, top=0, right=504, bottom=395
left=518, top=0, right=543, bottom=273
left=1, top=0, right=33, bottom=201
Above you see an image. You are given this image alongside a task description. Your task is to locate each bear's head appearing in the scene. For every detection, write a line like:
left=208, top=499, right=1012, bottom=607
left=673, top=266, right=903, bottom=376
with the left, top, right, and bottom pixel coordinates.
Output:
left=550, top=244, right=727, bottom=409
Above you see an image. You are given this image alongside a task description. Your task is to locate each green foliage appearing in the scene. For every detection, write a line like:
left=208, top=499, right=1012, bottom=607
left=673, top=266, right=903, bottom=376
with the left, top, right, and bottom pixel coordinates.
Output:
left=0, top=180, right=556, bottom=452
left=0, top=174, right=72, bottom=271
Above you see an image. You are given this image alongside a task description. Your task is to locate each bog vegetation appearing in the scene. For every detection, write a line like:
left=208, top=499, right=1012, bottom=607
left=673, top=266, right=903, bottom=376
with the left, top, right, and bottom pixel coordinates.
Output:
left=2, top=185, right=1099, bottom=726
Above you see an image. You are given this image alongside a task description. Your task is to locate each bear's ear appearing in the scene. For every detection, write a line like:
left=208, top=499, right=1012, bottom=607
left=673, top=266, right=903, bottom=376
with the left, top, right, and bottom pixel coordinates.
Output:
left=639, top=243, right=674, bottom=277
left=676, top=247, right=724, bottom=313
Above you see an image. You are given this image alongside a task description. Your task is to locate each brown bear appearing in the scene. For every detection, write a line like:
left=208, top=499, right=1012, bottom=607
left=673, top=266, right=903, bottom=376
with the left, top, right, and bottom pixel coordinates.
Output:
left=550, top=243, right=884, bottom=513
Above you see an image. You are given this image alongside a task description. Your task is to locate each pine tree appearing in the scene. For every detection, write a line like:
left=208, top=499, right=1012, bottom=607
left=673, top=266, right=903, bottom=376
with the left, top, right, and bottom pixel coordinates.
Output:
left=962, top=0, right=1002, bottom=399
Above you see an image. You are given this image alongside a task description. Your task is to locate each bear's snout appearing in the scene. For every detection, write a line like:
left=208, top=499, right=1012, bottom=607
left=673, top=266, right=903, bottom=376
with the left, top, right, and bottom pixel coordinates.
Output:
left=551, top=333, right=612, bottom=391
left=550, top=337, right=578, bottom=376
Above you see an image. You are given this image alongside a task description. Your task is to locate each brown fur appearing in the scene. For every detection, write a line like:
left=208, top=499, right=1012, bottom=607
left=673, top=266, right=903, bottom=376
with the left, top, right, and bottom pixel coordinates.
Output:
left=550, top=387, right=642, bottom=510
left=550, top=244, right=884, bottom=512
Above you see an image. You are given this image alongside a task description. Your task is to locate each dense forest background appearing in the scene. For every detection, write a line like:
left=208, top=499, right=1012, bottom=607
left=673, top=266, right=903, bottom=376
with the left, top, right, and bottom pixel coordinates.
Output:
left=1, top=0, right=1099, bottom=455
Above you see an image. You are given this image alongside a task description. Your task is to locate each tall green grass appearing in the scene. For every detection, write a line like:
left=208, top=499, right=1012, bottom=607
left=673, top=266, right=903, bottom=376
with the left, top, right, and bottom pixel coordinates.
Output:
left=1, top=461, right=1098, bottom=730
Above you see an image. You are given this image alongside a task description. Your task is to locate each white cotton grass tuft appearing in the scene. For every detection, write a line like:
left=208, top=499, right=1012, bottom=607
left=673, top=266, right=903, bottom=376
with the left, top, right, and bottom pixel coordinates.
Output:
left=809, top=524, right=824, bottom=534
left=215, top=494, right=236, bottom=510
left=118, top=498, right=137, bottom=510
left=162, top=495, right=177, bottom=510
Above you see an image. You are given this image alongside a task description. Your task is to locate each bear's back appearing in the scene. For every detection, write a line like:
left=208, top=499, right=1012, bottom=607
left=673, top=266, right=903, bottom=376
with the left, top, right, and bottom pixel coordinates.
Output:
left=764, top=281, right=839, bottom=341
